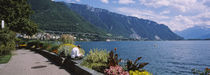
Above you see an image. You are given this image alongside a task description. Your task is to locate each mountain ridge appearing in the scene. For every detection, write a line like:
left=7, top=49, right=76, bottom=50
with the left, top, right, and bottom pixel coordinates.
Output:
left=175, top=26, right=210, bottom=39
left=66, top=3, right=183, bottom=40
left=28, top=0, right=106, bottom=35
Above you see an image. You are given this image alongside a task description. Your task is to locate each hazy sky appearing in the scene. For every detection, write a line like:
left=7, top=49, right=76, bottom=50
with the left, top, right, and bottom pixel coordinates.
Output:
left=54, top=0, right=210, bottom=31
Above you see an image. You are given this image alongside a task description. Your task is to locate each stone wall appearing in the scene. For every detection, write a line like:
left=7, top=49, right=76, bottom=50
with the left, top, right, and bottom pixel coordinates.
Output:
left=31, top=49, right=103, bottom=75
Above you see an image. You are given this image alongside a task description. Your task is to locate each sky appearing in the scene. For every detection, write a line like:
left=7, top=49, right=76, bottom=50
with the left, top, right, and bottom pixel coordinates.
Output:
left=54, top=0, right=210, bottom=31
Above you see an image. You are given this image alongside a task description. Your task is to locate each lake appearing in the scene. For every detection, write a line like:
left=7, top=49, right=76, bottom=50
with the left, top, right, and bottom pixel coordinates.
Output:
left=76, top=41, right=210, bottom=75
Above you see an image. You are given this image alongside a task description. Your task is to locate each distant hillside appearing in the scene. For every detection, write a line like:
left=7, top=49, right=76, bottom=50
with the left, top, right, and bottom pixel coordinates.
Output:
left=66, top=3, right=183, bottom=40
left=28, top=0, right=105, bottom=35
left=200, top=33, right=210, bottom=39
left=175, top=26, right=210, bottom=39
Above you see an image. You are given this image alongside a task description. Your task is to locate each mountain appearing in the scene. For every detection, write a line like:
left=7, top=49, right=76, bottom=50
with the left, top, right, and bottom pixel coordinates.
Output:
left=66, top=3, right=183, bottom=40
left=200, top=33, right=210, bottom=39
left=175, top=26, right=210, bottom=39
left=28, top=0, right=105, bottom=35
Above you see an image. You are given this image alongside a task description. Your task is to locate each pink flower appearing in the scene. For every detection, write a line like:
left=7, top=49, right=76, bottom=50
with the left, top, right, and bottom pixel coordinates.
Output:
left=104, top=65, right=129, bottom=75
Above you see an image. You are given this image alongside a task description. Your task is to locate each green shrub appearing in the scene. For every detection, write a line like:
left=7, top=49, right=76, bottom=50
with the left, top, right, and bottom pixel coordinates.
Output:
left=26, top=40, right=44, bottom=49
left=60, top=34, right=74, bottom=44
left=34, top=40, right=41, bottom=48
left=0, top=40, right=15, bottom=55
left=42, top=43, right=49, bottom=50
left=40, top=42, right=54, bottom=51
left=18, top=39, right=27, bottom=45
left=45, top=44, right=52, bottom=51
left=0, top=29, right=16, bottom=55
left=26, top=40, right=37, bottom=49
left=26, top=42, right=34, bottom=49
left=57, top=44, right=85, bottom=57
left=15, top=38, right=21, bottom=44
left=58, top=45, right=70, bottom=57
left=48, top=44, right=59, bottom=52
left=81, top=49, right=109, bottom=72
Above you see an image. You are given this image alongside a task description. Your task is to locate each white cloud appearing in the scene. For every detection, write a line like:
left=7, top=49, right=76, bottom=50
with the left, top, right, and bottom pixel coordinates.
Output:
left=117, top=7, right=169, bottom=21
left=76, top=0, right=80, bottom=2
left=155, top=0, right=170, bottom=6
left=117, top=6, right=210, bottom=31
left=140, top=0, right=169, bottom=8
left=192, top=12, right=210, bottom=25
left=119, top=0, right=135, bottom=4
left=158, top=12, right=210, bottom=31
left=162, top=15, right=195, bottom=31
left=101, top=0, right=109, bottom=4
left=160, top=10, right=170, bottom=15
left=139, top=0, right=207, bottom=12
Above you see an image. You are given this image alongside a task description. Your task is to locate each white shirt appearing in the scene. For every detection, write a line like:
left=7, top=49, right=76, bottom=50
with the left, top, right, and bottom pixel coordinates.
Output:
left=71, top=47, right=81, bottom=58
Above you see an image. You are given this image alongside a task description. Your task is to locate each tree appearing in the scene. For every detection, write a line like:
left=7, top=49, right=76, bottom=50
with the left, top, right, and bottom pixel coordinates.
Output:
left=0, top=0, right=37, bottom=35
left=0, top=0, right=37, bottom=55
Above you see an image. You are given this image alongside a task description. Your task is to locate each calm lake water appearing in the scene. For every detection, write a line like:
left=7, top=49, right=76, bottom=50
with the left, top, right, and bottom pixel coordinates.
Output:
left=76, top=41, right=210, bottom=75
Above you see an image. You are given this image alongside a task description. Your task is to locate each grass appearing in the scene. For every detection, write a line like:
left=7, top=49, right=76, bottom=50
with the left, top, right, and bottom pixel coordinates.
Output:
left=0, top=53, right=12, bottom=64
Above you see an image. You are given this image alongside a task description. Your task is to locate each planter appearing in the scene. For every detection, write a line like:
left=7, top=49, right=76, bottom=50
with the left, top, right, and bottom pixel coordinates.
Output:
left=63, top=59, right=103, bottom=75
left=31, top=48, right=103, bottom=75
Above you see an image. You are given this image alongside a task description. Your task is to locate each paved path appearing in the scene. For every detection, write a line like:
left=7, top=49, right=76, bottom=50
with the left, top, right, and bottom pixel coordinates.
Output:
left=0, top=49, right=70, bottom=75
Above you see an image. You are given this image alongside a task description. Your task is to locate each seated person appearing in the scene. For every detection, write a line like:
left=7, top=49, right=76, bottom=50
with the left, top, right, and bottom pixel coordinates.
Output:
left=71, top=45, right=83, bottom=59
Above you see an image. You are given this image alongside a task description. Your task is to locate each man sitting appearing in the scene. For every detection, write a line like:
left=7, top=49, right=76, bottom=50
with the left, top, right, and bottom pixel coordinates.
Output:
left=71, top=45, right=83, bottom=59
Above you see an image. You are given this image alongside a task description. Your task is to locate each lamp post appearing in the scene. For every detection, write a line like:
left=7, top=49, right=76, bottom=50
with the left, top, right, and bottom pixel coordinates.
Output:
left=1, top=20, right=4, bottom=29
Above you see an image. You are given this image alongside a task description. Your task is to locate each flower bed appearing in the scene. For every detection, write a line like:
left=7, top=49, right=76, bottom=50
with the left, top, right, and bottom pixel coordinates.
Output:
left=81, top=48, right=152, bottom=75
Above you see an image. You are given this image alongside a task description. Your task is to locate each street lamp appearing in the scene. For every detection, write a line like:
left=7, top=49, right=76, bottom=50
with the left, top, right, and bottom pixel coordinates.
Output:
left=1, top=20, right=4, bottom=29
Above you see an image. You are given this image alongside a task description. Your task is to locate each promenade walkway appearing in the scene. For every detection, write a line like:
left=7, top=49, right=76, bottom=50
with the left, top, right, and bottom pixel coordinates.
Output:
left=0, top=49, right=70, bottom=75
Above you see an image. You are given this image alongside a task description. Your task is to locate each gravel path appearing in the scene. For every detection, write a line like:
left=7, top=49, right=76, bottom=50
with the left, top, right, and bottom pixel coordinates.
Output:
left=0, top=49, right=70, bottom=75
